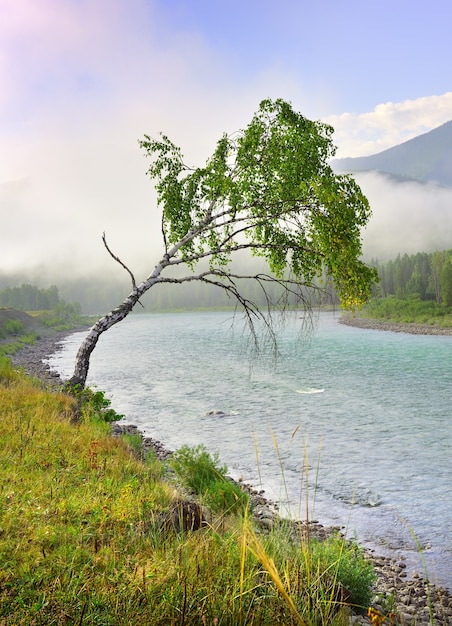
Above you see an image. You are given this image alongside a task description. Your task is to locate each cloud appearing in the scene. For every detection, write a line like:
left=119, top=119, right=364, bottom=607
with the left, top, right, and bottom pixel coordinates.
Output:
left=0, top=0, right=315, bottom=279
left=327, top=92, right=452, bottom=158
left=1, top=0, right=451, bottom=282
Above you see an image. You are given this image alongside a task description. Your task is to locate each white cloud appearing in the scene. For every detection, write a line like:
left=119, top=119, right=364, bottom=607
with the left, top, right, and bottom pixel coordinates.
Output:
left=327, top=92, right=452, bottom=157
left=1, top=0, right=451, bottom=281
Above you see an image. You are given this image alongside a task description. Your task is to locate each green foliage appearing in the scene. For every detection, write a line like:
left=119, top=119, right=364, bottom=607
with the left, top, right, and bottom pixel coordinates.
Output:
left=0, top=310, right=39, bottom=355
left=0, top=355, right=21, bottom=385
left=310, top=536, right=376, bottom=608
left=0, top=319, right=24, bottom=341
left=0, top=284, right=82, bottom=326
left=441, top=257, right=452, bottom=306
left=72, top=385, right=125, bottom=423
left=37, top=302, right=83, bottom=330
left=170, top=443, right=227, bottom=492
left=170, top=444, right=249, bottom=513
left=140, top=98, right=377, bottom=309
left=367, top=249, right=452, bottom=328
left=3, top=319, right=23, bottom=335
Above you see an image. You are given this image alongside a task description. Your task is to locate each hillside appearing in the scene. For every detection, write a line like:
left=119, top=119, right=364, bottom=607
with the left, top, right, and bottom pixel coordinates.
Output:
left=332, top=120, right=452, bottom=187
left=0, top=308, right=40, bottom=331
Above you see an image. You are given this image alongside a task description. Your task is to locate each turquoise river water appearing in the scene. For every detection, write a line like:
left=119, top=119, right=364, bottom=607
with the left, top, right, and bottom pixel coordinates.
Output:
left=47, top=311, right=452, bottom=589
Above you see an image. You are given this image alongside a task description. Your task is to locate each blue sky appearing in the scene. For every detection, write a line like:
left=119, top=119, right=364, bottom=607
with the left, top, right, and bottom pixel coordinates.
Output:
left=1, top=0, right=451, bottom=275
left=157, top=0, right=450, bottom=113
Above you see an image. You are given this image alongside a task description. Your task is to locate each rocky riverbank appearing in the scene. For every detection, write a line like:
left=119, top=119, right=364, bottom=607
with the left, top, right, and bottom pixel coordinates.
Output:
left=10, top=326, right=87, bottom=385
left=9, top=328, right=452, bottom=624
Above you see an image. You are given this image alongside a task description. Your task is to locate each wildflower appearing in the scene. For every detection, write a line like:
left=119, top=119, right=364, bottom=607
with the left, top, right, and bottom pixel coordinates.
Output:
left=367, top=607, right=395, bottom=625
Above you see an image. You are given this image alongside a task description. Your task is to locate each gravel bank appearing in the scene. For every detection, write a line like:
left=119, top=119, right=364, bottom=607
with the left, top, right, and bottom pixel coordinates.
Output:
left=10, top=326, right=87, bottom=385
left=9, top=328, right=452, bottom=624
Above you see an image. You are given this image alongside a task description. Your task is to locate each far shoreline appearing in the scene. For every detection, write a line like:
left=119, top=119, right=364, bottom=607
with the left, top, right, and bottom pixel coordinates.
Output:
left=340, top=314, right=452, bottom=336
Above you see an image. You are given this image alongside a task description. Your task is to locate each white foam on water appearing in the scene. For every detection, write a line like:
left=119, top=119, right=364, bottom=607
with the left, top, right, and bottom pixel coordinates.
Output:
left=296, top=387, right=325, bottom=394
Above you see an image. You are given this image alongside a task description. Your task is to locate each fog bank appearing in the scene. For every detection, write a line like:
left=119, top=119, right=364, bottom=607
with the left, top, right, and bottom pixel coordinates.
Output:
left=357, top=172, right=452, bottom=261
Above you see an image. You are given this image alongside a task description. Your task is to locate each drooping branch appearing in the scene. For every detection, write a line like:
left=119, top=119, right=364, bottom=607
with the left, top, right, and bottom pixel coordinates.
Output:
left=154, top=268, right=322, bottom=350
left=185, top=272, right=279, bottom=354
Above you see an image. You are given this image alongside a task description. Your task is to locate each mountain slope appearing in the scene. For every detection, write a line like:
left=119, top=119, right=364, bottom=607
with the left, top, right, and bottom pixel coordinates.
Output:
left=332, top=120, right=452, bottom=187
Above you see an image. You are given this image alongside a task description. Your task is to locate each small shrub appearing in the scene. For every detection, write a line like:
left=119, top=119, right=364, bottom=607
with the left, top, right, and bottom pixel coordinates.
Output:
left=310, top=535, right=376, bottom=609
left=4, top=319, right=23, bottom=335
left=171, top=444, right=227, bottom=493
left=170, top=444, right=249, bottom=513
left=0, top=355, right=21, bottom=385
left=72, top=385, right=125, bottom=423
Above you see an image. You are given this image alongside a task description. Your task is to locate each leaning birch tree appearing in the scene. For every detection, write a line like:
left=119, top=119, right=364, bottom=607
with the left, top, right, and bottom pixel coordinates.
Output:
left=69, top=99, right=377, bottom=388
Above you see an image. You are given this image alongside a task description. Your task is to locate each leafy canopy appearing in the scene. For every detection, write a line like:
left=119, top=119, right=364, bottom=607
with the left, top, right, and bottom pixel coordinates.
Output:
left=141, top=98, right=376, bottom=308
left=69, top=99, right=378, bottom=389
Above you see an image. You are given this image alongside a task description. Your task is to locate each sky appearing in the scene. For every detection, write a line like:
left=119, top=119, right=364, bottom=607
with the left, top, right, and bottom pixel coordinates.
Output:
left=1, top=0, right=452, bottom=280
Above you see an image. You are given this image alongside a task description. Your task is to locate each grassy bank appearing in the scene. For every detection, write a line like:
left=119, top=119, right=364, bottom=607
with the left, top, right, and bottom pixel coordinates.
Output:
left=361, top=297, right=452, bottom=328
left=0, top=357, right=380, bottom=625
left=0, top=307, right=91, bottom=357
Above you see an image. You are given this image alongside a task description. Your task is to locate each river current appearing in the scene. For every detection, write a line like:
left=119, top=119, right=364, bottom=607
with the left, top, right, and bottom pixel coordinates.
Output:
left=47, top=311, right=452, bottom=589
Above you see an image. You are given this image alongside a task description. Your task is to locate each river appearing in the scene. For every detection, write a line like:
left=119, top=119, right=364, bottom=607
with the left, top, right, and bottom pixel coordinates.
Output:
left=47, top=311, right=452, bottom=589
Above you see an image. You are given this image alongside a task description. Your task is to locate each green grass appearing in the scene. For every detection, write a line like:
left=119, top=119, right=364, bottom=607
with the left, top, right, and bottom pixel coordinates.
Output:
left=170, top=444, right=250, bottom=514
left=0, top=359, right=379, bottom=625
left=0, top=310, right=38, bottom=355
left=0, top=307, right=91, bottom=357
left=0, top=333, right=39, bottom=356
left=362, top=296, right=452, bottom=327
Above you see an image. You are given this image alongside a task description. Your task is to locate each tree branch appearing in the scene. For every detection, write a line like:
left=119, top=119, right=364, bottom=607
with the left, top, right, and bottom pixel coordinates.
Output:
left=102, top=232, right=144, bottom=308
left=166, top=240, right=324, bottom=269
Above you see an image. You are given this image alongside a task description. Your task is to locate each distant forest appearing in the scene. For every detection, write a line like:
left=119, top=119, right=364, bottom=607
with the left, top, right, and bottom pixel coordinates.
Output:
left=1, top=249, right=452, bottom=314
left=373, top=249, right=452, bottom=305
left=0, top=283, right=81, bottom=315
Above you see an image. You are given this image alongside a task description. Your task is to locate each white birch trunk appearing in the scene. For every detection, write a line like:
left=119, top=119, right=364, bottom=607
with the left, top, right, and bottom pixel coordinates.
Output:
left=68, top=293, right=138, bottom=387
left=69, top=259, right=168, bottom=387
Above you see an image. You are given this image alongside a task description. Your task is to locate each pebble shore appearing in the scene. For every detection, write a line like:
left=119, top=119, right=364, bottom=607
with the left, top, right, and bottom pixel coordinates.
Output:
left=10, top=327, right=452, bottom=625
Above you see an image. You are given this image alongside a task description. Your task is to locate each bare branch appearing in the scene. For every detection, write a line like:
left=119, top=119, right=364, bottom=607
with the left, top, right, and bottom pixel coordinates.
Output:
left=102, top=232, right=137, bottom=288
left=102, top=232, right=144, bottom=308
